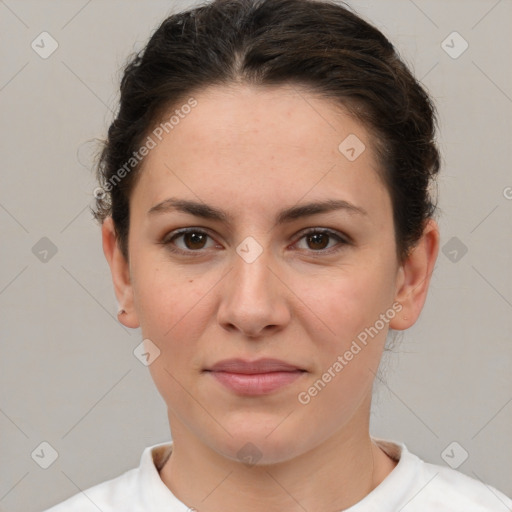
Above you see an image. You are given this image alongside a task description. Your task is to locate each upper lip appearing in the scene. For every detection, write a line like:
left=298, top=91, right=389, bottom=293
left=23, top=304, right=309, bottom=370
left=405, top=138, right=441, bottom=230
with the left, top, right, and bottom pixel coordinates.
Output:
left=206, top=358, right=305, bottom=374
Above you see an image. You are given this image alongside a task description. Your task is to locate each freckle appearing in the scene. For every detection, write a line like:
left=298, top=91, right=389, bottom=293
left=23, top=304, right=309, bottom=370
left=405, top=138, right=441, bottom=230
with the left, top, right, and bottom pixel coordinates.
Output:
left=189, top=279, right=193, bottom=283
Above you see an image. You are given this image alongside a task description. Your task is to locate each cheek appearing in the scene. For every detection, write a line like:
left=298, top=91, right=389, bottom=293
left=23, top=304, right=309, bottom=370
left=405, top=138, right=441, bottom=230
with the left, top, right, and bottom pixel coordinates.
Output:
left=133, top=258, right=214, bottom=337
left=138, top=270, right=214, bottom=411
left=299, top=264, right=395, bottom=345
left=292, top=270, right=394, bottom=426
left=131, top=263, right=219, bottom=395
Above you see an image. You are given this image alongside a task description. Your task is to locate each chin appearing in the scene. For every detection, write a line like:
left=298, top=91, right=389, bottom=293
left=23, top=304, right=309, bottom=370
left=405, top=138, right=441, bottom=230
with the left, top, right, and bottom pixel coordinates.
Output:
left=206, top=426, right=308, bottom=467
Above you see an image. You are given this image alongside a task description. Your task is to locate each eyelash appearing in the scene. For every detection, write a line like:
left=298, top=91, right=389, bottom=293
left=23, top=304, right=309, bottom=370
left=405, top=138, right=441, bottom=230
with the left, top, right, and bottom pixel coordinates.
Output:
left=159, top=227, right=351, bottom=257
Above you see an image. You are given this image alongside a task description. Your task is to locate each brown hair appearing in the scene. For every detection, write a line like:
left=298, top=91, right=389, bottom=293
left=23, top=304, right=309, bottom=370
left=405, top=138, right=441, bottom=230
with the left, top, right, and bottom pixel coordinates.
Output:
left=91, top=0, right=440, bottom=264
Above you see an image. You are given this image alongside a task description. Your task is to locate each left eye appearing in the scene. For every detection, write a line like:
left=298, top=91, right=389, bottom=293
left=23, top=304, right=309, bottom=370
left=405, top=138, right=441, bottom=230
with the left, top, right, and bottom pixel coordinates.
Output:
left=294, top=229, right=346, bottom=252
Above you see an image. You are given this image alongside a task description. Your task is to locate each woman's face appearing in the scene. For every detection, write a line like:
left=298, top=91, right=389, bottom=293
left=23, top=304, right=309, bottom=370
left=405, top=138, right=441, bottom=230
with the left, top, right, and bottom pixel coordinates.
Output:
left=108, top=84, right=425, bottom=464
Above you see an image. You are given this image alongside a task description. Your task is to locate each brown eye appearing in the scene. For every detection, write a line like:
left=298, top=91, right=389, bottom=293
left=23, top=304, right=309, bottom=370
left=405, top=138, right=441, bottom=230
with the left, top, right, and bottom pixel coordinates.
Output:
left=181, top=231, right=208, bottom=250
left=162, top=228, right=217, bottom=254
left=295, top=228, right=348, bottom=253
left=306, top=232, right=330, bottom=250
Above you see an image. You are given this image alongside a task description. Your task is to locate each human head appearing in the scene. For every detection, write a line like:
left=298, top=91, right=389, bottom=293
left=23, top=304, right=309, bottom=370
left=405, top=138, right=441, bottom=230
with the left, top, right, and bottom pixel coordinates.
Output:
left=98, top=0, right=440, bottom=467
left=92, top=0, right=440, bottom=266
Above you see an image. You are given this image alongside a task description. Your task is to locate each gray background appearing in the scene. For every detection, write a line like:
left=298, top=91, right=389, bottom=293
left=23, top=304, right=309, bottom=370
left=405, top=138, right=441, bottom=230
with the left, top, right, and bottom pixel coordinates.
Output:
left=1, top=0, right=511, bottom=510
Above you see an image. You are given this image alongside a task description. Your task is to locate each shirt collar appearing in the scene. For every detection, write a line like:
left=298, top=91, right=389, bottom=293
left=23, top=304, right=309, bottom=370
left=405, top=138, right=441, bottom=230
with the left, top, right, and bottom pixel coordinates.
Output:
left=137, top=437, right=419, bottom=511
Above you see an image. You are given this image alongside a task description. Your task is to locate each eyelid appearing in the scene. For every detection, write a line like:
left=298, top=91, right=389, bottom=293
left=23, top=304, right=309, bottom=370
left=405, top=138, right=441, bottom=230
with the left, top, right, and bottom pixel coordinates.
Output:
left=294, top=227, right=352, bottom=245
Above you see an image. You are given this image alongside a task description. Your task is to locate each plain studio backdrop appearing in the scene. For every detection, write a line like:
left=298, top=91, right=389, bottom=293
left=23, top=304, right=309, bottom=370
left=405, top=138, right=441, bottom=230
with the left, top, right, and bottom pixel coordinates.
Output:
left=0, top=1, right=511, bottom=510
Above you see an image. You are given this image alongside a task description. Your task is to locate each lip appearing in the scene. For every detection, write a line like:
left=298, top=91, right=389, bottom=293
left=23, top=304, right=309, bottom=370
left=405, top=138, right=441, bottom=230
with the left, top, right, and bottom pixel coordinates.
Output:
left=204, top=358, right=307, bottom=396
left=206, top=358, right=305, bottom=374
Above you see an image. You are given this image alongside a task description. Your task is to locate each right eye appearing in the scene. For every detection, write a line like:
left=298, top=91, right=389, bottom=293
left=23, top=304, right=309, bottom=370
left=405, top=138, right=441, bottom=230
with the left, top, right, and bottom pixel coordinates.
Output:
left=161, top=228, right=221, bottom=255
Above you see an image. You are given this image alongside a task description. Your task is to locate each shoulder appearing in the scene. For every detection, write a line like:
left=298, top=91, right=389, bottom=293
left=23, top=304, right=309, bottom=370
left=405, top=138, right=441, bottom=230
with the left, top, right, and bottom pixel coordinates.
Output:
left=415, top=459, right=512, bottom=511
left=41, top=466, right=139, bottom=512
left=373, top=437, right=512, bottom=511
left=41, top=443, right=174, bottom=512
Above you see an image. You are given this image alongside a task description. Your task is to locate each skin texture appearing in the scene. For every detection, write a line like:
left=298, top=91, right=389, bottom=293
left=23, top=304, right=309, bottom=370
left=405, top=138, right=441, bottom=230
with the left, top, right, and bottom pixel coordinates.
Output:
left=102, top=84, right=439, bottom=511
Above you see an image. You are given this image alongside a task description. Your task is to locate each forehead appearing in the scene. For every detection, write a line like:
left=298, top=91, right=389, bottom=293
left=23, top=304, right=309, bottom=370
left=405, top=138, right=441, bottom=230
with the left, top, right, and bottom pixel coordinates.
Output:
left=131, top=84, right=389, bottom=220
left=157, top=84, right=370, bottom=158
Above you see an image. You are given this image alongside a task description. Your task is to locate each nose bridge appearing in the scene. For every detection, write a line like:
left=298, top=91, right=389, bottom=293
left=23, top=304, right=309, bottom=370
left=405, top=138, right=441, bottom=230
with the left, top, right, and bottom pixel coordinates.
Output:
left=217, top=241, right=289, bottom=337
left=231, top=243, right=277, bottom=306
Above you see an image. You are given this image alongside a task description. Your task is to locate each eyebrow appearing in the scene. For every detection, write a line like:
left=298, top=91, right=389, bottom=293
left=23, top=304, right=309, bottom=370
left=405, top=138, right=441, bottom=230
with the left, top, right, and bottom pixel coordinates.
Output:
left=147, top=197, right=368, bottom=225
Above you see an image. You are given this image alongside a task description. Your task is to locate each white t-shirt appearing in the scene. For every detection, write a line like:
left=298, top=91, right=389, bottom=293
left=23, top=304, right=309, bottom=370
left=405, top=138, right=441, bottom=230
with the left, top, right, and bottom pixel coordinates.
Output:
left=42, top=437, right=512, bottom=511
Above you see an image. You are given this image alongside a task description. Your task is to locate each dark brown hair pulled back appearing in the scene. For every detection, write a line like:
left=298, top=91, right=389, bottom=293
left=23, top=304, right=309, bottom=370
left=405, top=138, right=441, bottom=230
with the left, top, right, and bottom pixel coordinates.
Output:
left=91, top=0, right=440, bottom=264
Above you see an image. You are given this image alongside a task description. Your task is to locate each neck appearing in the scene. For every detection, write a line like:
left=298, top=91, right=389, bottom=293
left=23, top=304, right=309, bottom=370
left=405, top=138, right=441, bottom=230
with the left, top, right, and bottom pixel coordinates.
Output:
left=159, top=401, right=397, bottom=511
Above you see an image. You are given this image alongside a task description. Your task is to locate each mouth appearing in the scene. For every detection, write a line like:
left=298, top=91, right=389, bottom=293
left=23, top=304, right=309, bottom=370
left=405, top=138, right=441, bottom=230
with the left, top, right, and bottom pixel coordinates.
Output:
left=203, top=358, right=307, bottom=396
left=205, top=357, right=306, bottom=374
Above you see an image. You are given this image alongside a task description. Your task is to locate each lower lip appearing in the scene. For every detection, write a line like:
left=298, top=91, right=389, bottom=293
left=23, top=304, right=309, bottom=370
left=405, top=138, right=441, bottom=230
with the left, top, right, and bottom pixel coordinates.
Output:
left=207, top=370, right=305, bottom=395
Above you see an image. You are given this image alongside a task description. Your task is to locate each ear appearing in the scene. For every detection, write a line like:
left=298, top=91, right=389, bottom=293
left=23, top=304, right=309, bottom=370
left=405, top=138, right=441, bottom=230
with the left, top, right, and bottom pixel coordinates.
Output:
left=389, top=218, right=439, bottom=330
left=101, top=216, right=140, bottom=329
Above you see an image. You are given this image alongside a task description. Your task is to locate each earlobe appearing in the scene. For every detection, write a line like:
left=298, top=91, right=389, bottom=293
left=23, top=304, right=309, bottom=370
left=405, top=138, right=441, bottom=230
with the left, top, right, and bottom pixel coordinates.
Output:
left=101, top=217, right=140, bottom=329
left=389, top=218, right=440, bottom=331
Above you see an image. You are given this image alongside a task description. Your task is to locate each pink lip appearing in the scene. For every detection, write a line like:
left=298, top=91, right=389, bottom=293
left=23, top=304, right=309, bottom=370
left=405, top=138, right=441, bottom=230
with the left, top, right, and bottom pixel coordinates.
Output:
left=205, top=358, right=306, bottom=395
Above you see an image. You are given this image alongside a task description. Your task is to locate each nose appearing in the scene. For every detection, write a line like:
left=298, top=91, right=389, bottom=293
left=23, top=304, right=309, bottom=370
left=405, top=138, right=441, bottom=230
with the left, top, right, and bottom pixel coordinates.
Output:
left=217, top=248, right=291, bottom=339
